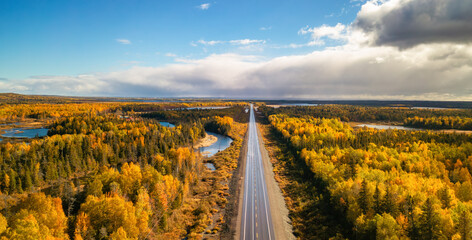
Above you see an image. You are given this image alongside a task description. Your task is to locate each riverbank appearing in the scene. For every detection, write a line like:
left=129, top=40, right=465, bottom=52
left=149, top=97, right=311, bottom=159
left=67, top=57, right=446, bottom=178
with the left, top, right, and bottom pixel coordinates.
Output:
left=193, top=132, right=218, bottom=149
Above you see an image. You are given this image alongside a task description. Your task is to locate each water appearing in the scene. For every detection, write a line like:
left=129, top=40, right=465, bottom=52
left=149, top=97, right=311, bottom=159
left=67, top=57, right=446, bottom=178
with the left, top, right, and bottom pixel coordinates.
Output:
left=268, top=103, right=322, bottom=108
left=2, top=128, right=49, bottom=138
left=0, top=122, right=21, bottom=126
left=411, top=107, right=456, bottom=110
left=283, top=103, right=320, bottom=106
left=158, top=122, right=175, bottom=128
left=185, top=106, right=230, bottom=110
left=198, top=132, right=233, bottom=157
left=204, top=163, right=216, bottom=171
left=357, top=124, right=419, bottom=131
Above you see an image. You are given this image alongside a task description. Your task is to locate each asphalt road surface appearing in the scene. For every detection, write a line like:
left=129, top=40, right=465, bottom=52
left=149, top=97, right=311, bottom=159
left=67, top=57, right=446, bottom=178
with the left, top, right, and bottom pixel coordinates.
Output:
left=240, top=104, right=275, bottom=240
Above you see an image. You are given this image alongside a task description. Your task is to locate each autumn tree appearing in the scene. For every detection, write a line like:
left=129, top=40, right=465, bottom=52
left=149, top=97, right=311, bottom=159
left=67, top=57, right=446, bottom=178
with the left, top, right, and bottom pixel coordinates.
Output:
left=418, top=198, right=444, bottom=240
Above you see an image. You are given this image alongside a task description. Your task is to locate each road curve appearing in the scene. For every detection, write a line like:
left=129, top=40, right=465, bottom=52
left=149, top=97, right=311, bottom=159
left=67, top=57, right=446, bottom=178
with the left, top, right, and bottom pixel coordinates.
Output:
left=240, top=104, right=275, bottom=240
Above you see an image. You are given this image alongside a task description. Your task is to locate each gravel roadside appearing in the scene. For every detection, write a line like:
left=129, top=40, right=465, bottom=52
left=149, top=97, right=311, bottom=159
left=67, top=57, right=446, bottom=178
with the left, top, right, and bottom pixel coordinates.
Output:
left=256, top=122, right=296, bottom=240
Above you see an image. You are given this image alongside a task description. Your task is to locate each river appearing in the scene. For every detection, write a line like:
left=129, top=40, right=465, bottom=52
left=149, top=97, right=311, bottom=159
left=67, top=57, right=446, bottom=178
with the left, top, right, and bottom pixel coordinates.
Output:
left=1, top=128, right=49, bottom=138
left=158, top=122, right=233, bottom=170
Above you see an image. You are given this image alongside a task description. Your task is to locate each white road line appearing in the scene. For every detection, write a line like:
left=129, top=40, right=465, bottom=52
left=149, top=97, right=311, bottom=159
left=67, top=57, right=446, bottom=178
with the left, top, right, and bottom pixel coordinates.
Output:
left=243, top=147, right=249, bottom=240
left=242, top=104, right=273, bottom=240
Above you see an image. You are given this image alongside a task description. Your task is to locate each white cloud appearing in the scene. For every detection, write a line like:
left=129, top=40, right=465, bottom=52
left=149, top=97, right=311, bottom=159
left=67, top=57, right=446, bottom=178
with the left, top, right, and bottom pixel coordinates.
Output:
left=197, top=40, right=223, bottom=46
left=260, top=26, right=272, bottom=31
left=193, top=39, right=266, bottom=46
left=116, top=39, right=131, bottom=45
left=198, top=3, right=210, bottom=10
left=299, top=23, right=349, bottom=46
left=5, top=0, right=472, bottom=100
left=354, top=0, right=472, bottom=48
left=6, top=42, right=472, bottom=100
left=229, top=39, right=266, bottom=45
left=165, top=53, right=177, bottom=57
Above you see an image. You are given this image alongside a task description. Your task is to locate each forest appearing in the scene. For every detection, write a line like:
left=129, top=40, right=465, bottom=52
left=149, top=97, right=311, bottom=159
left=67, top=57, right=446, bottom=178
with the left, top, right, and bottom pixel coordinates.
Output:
left=0, top=100, right=248, bottom=239
left=261, top=105, right=472, bottom=128
left=261, top=104, right=472, bottom=240
left=404, top=116, right=472, bottom=131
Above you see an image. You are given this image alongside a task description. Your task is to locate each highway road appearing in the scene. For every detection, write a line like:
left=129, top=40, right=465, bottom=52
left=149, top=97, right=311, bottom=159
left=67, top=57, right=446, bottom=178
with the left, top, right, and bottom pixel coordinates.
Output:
left=241, top=104, right=275, bottom=240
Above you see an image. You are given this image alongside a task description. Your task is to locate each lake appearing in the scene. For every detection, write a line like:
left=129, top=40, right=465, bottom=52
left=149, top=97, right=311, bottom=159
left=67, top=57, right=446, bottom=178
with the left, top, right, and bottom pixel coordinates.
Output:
left=185, top=106, right=230, bottom=110
left=267, top=103, right=322, bottom=108
left=356, top=124, right=420, bottom=131
left=411, top=107, right=457, bottom=110
left=2, top=128, right=49, bottom=138
left=283, top=103, right=320, bottom=106
left=198, top=132, right=233, bottom=157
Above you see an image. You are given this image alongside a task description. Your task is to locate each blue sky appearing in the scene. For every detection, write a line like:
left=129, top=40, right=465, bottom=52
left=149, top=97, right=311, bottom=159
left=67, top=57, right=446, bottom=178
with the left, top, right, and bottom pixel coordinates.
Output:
left=1, top=0, right=472, bottom=100
left=0, top=0, right=361, bottom=79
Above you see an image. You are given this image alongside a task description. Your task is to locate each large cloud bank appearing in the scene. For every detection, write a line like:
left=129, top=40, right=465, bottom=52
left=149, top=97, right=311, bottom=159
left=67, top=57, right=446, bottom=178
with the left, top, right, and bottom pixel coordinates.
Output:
left=355, top=0, right=472, bottom=48
left=5, top=0, right=472, bottom=100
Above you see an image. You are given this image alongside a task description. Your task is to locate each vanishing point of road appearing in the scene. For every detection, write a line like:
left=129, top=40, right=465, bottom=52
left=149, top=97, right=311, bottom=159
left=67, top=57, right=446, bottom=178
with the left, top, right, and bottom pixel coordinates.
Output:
left=240, top=104, right=275, bottom=240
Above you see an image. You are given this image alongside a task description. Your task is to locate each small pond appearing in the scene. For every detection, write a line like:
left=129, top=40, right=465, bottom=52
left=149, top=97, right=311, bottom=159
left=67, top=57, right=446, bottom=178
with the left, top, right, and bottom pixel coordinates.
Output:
left=1, top=128, right=49, bottom=138
left=204, top=163, right=216, bottom=171
left=158, top=122, right=175, bottom=128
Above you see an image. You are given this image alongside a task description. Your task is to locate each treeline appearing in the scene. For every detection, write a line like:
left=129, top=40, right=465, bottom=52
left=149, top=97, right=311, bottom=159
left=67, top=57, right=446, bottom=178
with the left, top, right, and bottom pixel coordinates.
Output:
left=120, top=101, right=244, bottom=113
left=141, top=106, right=250, bottom=137
left=405, top=116, right=472, bottom=131
left=0, top=93, right=92, bottom=104
left=0, top=103, right=115, bottom=121
left=269, top=114, right=472, bottom=239
left=261, top=105, right=472, bottom=123
left=273, top=115, right=472, bottom=151
left=0, top=101, right=243, bottom=122
left=204, top=116, right=233, bottom=136
left=141, top=106, right=247, bottom=123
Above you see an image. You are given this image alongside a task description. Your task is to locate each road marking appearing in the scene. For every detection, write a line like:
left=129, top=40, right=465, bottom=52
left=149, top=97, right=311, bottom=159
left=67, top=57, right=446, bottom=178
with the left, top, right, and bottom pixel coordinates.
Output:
left=242, top=125, right=250, bottom=240
left=241, top=104, right=273, bottom=240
